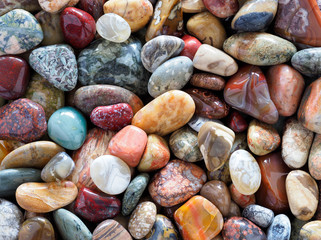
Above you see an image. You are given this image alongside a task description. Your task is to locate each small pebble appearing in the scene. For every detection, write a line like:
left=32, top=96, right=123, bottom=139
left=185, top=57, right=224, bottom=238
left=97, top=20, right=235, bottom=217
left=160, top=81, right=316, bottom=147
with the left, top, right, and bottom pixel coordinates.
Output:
left=267, top=214, right=291, bottom=240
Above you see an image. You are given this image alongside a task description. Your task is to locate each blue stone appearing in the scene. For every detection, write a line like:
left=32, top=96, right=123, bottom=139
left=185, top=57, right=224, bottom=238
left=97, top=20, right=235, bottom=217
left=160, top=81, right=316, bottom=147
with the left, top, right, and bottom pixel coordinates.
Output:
left=48, top=107, right=87, bottom=150
left=267, top=214, right=291, bottom=240
left=233, top=12, right=274, bottom=32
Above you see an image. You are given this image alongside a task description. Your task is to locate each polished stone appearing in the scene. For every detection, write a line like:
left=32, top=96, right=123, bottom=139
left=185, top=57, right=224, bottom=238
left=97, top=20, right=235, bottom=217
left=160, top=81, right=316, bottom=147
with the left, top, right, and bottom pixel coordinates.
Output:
left=18, top=217, right=55, bottom=240
left=0, top=0, right=41, bottom=16
left=39, top=0, right=79, bottom=13
left=93, top=219, right=132, bottom=240
left=179, top=34, right=202, bottom=60
left=292, top=48, right=321, bottom=78
left=190, top=72, right=225, bottom=91
left=300, top=221, right=321, bottom=240
left=267, top=214, right=291, bottom=240
left=145, top=214, right=178, bottom=240
left=229, top=183, right=256, bottom=209
left=242, top=204, right=274, bottom=228
left=0, top=199, right=23, bottom=240
left=204, top=0, right=238, bottom=18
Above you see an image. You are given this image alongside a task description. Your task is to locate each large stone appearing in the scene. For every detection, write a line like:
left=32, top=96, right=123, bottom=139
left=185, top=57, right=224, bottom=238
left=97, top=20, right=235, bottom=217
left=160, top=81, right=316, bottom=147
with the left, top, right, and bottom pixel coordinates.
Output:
left=300, top=221, right=321, bottom=240
left=18, top=217, right=55, bottom=240
left=0, top=199, right=23, bottom=240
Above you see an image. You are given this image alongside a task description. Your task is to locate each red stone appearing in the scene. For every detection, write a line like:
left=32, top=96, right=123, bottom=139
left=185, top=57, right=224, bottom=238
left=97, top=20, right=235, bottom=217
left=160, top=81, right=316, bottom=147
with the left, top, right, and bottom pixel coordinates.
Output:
left=226, top=110, right=248, bottom=133
left=179, top=35, right=202, bottom=60
left=77, top=0, right=106, bottom=21
left=203, top=0, right=239, bottom=18
left=90, top=103, right=133, bottom=131
left=0, top=56, right=29, bottom=100
left=74, top=187, right=121, bottom=222
left=60, top=7, right=96, bottom=49
left=229, top=183, right=255, bottom=209
left=256, top=152, right=291, bottom=214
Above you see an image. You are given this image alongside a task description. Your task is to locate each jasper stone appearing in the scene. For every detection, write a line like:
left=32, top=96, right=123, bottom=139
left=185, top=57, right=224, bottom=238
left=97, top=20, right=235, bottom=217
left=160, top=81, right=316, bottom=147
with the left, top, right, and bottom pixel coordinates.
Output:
left=132, top=90, right=195, bottom=136
left=224, top=65, right=279, bottom=124
left=78, top=37, right=149, bottom=95
left=223, top=32, right=297, bottom=66
left=190, top=73, right=225, bottom=91
left=148, top=159, right=206, bottom=207
left=16, top=181, right=78, bottom=213
left=194, top=44, right=238, bottom=77
left=39, top=0, right=79, bottom=13
left=180, top=34, right=202, bottom=60
left=141, top=35, right=185, bottom=72
left=0, top=99, right=47, bottom=143
left=93, top=219, right=132, bottom=240
left=186, top=88, right=230, bottom=119
left=266, top=64, right=305, bottom=117
left=187, top=11, right=226, bottom=49
left=300, top=221, right=321, bottom=240
left=222, top=217, right=267, bottom=240
left=0, top=0, right=41, bottom=16
left=74, top=85, right=143, bottom=115
left=54, top=209, right=92, bottom=240
left=292, top=48, right=321, bottom=78
left=78, top=0, right=105, bottom=21
left=227, top=111, right=248, bottom=133
left=242, top=204, right=274, bottom=228
left=229, top=183, right=256, bottom=209
left=0, top=199, right=23, bottom=240
left=18, top=217, right=55, bottom=240
left=282, top=118, right=314, bottom=169
left=145, top=214, right=178, bottom=240
left=267, top=214, right=291, bottom=240
left=148, top=56, right=193, bottom=98
left=203, top=0, right=238, bottom=18
left=0, top=9, right=43, bottom=55
left=232, top=0, right=277, bottom=31
left=74, top=187, right=121, bottom=222
left=182, top=0, right=206, bottom=13
left=309, top=134, right=321, bottom=180
left=29, top=44, right=78, bottom=91
left=0, top=56, right=29, bottom=100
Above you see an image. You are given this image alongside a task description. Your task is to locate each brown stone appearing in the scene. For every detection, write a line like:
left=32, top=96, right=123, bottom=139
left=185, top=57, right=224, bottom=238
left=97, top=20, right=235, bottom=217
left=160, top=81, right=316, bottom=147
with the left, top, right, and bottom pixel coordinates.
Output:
left=93, top=219, right=132, bottom=240
left=190, top=73, right=225, bottom=91
left=18, top=217, right=55, bottom=240
left=309, top=134, right=321, bottom=180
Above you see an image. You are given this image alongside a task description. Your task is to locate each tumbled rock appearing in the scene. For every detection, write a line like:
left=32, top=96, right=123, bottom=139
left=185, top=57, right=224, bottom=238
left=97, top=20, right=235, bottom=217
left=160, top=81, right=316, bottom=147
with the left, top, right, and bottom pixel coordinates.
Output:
left=190, top=72, right=225, bottom=91
left=292, top=48, right=321, bottom=78
left=78, top=0, right=105, bottom=21
left=229, top=183, right=256, bottom=209
left=188, top=115, right=223, bottom=132
left=182, top=0, right=206, bottom=13
left=300, top=221, right=321, bottom=240
left=267, top=214, right=291, bottom=240
left=227, top=110, right=248, bottom=133
left=38, top=0, right=79, bottom=13
left=0, top=199, right=23, bottom=240
left=145, top=215, right=178, bottom=240
left=180, top=34, right=202, bottom=60
left=0, top=0, right=41, bottom=16
left=309, top=134, right=321, bottom=180
left=18, top=217, right=55, bottom=240
left=242, top=204, right=274, bottom=228
left=203, top=0, right=238, bottom=18
left=93, top=219, right=132, bottom=240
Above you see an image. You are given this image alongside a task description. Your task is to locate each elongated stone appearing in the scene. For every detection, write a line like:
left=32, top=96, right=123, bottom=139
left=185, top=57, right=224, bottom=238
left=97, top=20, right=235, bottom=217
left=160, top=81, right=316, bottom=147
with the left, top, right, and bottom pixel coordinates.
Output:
left=0, top=199, right=23, bottom=240
left=267, top=214, right=291, bottom=240
left=242, top=204, right=274, bottom=228
left=18, top=217, right=55, bottom=240
left=190, top=73, right=225, bottom=91
left=292, top=48, right=321, bottom=78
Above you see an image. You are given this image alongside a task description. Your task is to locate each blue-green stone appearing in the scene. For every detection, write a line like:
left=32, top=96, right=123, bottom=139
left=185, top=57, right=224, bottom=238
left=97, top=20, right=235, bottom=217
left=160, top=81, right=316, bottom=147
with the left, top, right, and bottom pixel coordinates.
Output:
left=48, top=107, right=87, bottom=150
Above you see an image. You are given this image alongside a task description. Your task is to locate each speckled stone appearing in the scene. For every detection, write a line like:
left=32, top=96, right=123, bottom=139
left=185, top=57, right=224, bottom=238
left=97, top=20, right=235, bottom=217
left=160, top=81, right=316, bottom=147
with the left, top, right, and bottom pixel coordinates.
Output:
left=29, top=44, right=78, bottom=91
left=0, top=9, right=43, bottom=55
left=309, top=134, right=321, bottom=180
left=291, top=48, right=321, bottom=78
left=145, top=214, right=178, bottom=240
left=0, top=0, right=41, bottom=16
left=93, top=219, right=132, bottom=240
left=18, top=217, right=55, bottom=240
left=0, top=198, right=23, bottom=240
left=300, top=221, right=321, bottom=240
left=267, top=214, right=291, bottom=240
left=169, top=126, right=203, bottom=162
left=141, top=35, right=185, bottom=72
left=242, top=204, right=274, bottom=228
left=190, top=73, right=225, bottom=91
left=78, top=37, right=149, bottom=95
left=122, top=173, right=150, bottom=216
left=148, top=56, right=193, bottom=97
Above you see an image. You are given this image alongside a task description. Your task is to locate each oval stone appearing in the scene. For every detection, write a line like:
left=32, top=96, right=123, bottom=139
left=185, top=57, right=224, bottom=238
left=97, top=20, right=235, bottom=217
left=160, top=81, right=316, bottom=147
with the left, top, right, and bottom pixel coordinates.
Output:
left=182, top=0, right=206, bottom=13
left=148, top=159, right=206, bottom=207
left=242, top=204, right=274, bottom=228
left=132, top=90, right=195, bottom=136
left=229, top=183, right=256, bottom=209
left=93, top=219, right=132, bottom=240
left=309, top=134, right=321, bottom=180
left=18, top=217, right=55, bottom=240
left=267, top=214, right=291, bottom=240
left=292, top=48, right=321, bottom=78
left=145, top=214, right=178, bottom=240
left=0, top=199, right=23, bottom=240
left=203, top=0, right=239, bottom=18
left=300, top=221, right=321, bottom=240
left=190, top=73, right=225, bottom=91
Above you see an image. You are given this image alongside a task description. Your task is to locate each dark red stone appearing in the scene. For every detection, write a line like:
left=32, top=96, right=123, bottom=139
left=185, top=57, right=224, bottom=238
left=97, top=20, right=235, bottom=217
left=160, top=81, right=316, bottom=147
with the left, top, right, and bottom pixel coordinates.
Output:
left=227, top=110, right=248, bottom=133
left=179, top=35, right=202, bottom=60
left=77, top=0, right=106, bottom=21
left=90, top=103, right=133, bottom=131
left=60, top=7, right=96, bottom=49
left=74, top=187, right=121, bottom=222
left=0, top=99, right=47, bottom=142
left=185, top=88, right=229, bottom=119
left=0, top=56, right=29, bottom=100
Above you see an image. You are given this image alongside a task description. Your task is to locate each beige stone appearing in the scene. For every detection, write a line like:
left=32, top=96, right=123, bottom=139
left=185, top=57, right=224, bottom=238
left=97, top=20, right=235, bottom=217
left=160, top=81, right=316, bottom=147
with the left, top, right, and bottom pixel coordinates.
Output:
left=182, top=0, right=206, bottom=13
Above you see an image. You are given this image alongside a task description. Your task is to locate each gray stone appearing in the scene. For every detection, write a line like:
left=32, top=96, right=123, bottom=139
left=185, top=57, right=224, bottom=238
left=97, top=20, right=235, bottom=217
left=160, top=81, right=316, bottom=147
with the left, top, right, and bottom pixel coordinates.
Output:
left=291, top=48, right=321, bottom=78
left=188, top=115, right=223, bottom=132
left=267, top=214, right=291, bottom=240
left=242, top=204, right=274, bottom=228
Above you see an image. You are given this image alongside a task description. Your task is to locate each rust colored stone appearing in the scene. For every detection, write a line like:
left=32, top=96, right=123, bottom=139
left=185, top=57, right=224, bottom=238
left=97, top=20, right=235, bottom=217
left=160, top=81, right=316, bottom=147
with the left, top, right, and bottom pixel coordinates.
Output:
left=190, top=73, right=225, bottom=91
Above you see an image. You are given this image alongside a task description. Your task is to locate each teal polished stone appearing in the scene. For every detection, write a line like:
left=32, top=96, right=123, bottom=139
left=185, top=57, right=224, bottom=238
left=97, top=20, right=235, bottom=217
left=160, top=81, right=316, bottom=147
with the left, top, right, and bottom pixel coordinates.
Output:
left=0, top=168, right=41, bottom=197
left=53, top=208, right=92, bottom=240
left=48, top=107, right=87, bottom=150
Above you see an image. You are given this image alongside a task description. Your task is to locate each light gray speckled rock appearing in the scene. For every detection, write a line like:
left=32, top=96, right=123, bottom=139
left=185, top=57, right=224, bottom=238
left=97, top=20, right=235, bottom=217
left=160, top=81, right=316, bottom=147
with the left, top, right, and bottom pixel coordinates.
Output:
left=242, top=204, right=274, bottom=228
left=291, top=48, right=321, bottom=78
left=267, top=214, right=291, bottom=240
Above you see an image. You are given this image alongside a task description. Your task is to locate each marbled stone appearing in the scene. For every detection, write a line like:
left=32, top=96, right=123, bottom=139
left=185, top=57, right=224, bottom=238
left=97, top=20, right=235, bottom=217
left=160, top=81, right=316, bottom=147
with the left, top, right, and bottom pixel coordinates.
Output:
left=286, top=170, right=319, bottom=221
left=0, top=99, right=47, bottom=143
left=198, top=122, right=235, bottom=171
left=224, top=65, right=279, bottom=124
left=0, top=141, right=64, bottom=170
left=0, top=140, right=24, bottom=165
left=300, top=221, right=321, bottom=240
left=267, top=214, right=291, bottom=240
left=187, top=11, right=226, bottom=49
left=0, top=9, right=43, bottom=55
left=309, top=134, right=321, bottom=180
left=0, top=199, right=23, bottom=240
left=203, top=0, right=239, bottom=18
left=182, top=0, right=206, bottom=12
left=39, top=0, right=79, bottom=13
left=141, top=35, right=185, bottom=72
left=148, top=159, right=206, bottom=207
left=227, top=110, right=248, bottom=133
left=78, top=38, right=149, bottom=95
left=190, top=73, right=225, bottom=91
left=174, top=195, right=223, bottom=240
left=188, top=115, right=223, bottom=132
left=292, top=48, right=321, bottom=78
left=242, top=204, right=274, bottom=228
left=223, top=32, right=297, bottom=66
left=229, top=183, right=256, bottom=209
left=93, top=219, right=132, bottom=240
left=0, top=0, right=41, bottom=16
left=78, top=0, right=106, bottom=21
left=179, top=34, right=201, bottom=60
left=54, top=208, right=92, bottom=240
left=169, top=126, right=202, bottom=162
left=18, top=217, right=55, bottom=240
left=266, top=64, right=305, bottom=117
left=145, top=214, right=178, bottom=240
left=16, top=181, right=78, bottom=213
left=29, top=44, right=77, bottom=91
left=132, top=90, right=195, bottom=136
left=148, top=56, right=193, bottom=97
left=90, top=155, right=131, bottom=195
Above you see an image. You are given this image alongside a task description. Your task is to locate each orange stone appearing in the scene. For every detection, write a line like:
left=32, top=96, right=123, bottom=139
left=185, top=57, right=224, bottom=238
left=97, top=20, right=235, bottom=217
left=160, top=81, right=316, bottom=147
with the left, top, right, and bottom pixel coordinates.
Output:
left=174, top=195, right=223, bottom=240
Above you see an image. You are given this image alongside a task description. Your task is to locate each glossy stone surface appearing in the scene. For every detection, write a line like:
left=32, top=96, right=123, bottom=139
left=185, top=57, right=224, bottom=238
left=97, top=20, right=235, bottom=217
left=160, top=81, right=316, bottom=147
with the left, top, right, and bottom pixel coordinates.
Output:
left=0, top=168, right=41, bottom=197
left=25, top=73, right=65, bottom=121
left=300, top=221, right=321, bottom=240
left=0, top=99, right=47, bottom=143
left=227, top=200, right=242, bottom=218
left=282, top=118, right=314, bottom=169
left=227, top=111, right=248, bottom=133
left=148, top=56, right=193, bottom=97
left=78, top=38, right=149, bottom=95
left=0, top=199, right=23, bottom=240
left=18, top=217, right=55, bottom=240
left=229, top=183, right=256, bottom=209
left=182, top=0, right=206, bottom=13
left=298, top=78, right=321, bottom=134
left=256, top=152, right=290, bottom=214
left=48, top=107, right=87, bottom=150
left=93, top=219, right=132, bottom=240
left=78, top=0, right=106, bottom=21
left=223, top=32, right=297, bottom=66
left=0, top=0, right=41, bottom=16
left=174, top=195, right=223, bottom=240
left=148, top=159, right=206, bottom=207
left=267, top=214, right=291, bottom=240
left=309, top=134, right=321, bottom=180
left=90, top=155, right=131, bottom=195
left=54, top=208, right=92, bottom=240
left=132, top=90, right=195, bottom=136
left=242, top=204, right=274, bottom=228
left=222, top=217, right=266, bottom=240
left=16, top=181, right=78, bottom=213
left=0, top=141, right=64, bottom=170
left=39, top=0, right=79, bottom=13
left=190, top=73, right=225, bottom=91
left=138, top=134, right=170, bottom=172
left=203, top=0, right=238, bottom=18
left=187, top=12, right=226, bottom=49
left=198, top=122, right=235, bottom=171
left=179, top=34, right=201, bottom=60
left=0, top=9, right=43, bottom=55
left=0, top=56, right=29, bottom=100
left=74, top=187, right=121, bottom=222
left=74, top=85, right=143, bottom=116
left=266, top=64, right=305, bottom=116
left=188, top=115, right=223, bottom=132
left=224, top=65, right=279, bottom=124
left=145, top=214, right=178, bottom=240
left=141, top=35, right=185, bottom=72
left=292, top=48, right=321, bottom=78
